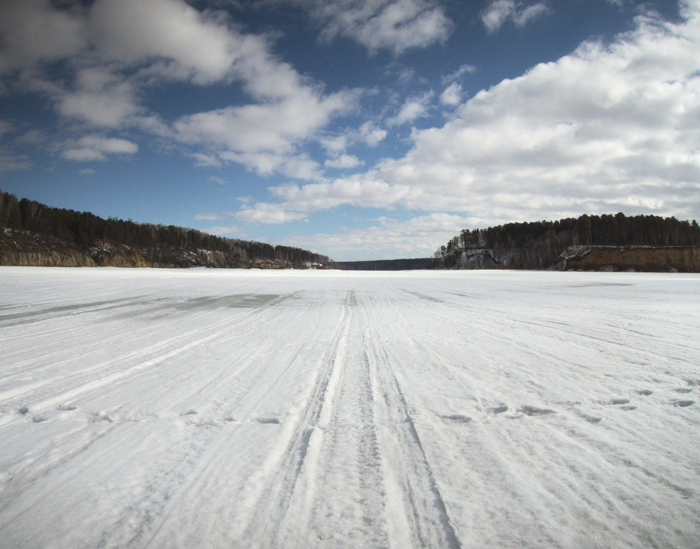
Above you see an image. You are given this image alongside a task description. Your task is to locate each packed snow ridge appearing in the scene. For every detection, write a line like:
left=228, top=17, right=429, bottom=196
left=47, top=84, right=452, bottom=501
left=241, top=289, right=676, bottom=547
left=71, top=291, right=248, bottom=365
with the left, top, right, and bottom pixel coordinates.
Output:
left=0, top=267, right=698, bottom=548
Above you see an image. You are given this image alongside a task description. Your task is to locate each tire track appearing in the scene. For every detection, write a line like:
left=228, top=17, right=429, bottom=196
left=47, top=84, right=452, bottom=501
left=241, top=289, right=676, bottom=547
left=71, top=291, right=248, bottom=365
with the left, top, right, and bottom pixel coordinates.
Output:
left=0, top=293, right=296, bottom=426
left=363, top=302, right=462, bottom=549
left=226, top=290, right=355, bottom=548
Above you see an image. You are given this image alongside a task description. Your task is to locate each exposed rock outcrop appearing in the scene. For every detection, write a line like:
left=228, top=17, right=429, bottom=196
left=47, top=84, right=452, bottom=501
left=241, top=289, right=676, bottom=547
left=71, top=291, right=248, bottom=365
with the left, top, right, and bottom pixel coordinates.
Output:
left=443, top=244, right=700, bottom=272
left=555, top=246, right=700, bottom=272
left=450, top=247, right=560, bottom=270
left=0, top=229, right=328, bottom=269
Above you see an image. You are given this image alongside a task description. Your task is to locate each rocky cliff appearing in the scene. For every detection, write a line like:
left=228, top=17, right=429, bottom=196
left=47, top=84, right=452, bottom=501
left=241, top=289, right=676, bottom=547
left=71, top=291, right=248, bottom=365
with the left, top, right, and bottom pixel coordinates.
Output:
left=555, top=246, right=700, bottom=272
left=446, top=245, right=700, bottom=272
left=0, top=229, right=325, bottom=269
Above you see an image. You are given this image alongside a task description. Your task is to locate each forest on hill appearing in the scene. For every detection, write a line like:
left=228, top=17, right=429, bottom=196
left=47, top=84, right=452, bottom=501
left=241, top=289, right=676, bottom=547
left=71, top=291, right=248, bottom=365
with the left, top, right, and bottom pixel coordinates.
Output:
left=0, top=190, right=331, bottom=269
left=436, top=213, right=700, bottom=270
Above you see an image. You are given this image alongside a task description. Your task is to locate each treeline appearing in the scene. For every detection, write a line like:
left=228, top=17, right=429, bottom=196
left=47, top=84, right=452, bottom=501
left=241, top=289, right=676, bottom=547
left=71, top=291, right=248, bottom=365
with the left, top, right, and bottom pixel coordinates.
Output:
left=335, top=258, right=434, bottom=271
left=437, top=213, right=700, bottom=267
left=0, top=190, right=330, bottom=268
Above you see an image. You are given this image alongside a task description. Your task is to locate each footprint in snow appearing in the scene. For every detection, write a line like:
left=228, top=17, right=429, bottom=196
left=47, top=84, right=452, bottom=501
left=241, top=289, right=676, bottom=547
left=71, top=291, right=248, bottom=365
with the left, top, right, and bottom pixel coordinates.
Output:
left=674, top=388, right=693, bottom=394
left=671, top=400, right=695, bottom=408
left=637, top=390, right=653, bottom=396
left=441, top=414, right=471, bottom=424
left=255, top=417, right=281, bottom=425
left=87, top=412, right=113, bottom=423
left=518, top=405, right=555, bottom=416
left=488, top=405, right=509, bottom=414
left=607, top=398, right=630, bottom=406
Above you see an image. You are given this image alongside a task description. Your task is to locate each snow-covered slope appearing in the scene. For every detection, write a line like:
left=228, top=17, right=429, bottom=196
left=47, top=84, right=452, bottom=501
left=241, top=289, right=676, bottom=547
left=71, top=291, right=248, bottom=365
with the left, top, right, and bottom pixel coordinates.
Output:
left=0, top=267, right=698, bottom=548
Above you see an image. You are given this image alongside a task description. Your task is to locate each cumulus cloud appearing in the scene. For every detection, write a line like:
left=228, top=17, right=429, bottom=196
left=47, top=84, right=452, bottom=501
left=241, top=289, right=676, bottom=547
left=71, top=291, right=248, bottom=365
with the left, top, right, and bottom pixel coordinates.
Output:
left=481, top=0, right=549, bottom=33
left=174, top=86, right=356, bottom=177
left=359, top=122, right=388, bottom=146
left=55, top=68, right=142, bottom=128
left=0, top=0, right=359, bottom=177
left=439, top=82, right=462, bottom=106
left=0, top=0, right=86, bottom=76
left=390, top=91, right=434, bottom=125
left=325, top=154, right=365, bottom=169
left=231, top=4, right=700, bottom=225
left=281, top=213, right=475, bottom=259
left=87, top=0, right=241, bottom=84
left=300, top=0, right=452, bottom=55
left=61, top=135, right=138, bottom=162
left=321, top=122, right=387, bottom=155
left=319, top=121, right=386, bottom=168
left=441, top=64, right=477, bottom=84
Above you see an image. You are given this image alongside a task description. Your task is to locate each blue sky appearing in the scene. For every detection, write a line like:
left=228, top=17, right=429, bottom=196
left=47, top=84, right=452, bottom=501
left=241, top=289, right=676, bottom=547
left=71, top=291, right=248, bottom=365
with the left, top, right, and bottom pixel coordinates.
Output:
left=0, top=0, right=698, bottom=260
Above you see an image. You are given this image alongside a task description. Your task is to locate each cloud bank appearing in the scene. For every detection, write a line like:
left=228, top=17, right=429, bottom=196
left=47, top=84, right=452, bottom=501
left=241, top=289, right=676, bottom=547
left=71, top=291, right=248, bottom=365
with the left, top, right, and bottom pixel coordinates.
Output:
left=0, top=0, right=361, bottom=177
left=238, top=2, right=700, bottom=235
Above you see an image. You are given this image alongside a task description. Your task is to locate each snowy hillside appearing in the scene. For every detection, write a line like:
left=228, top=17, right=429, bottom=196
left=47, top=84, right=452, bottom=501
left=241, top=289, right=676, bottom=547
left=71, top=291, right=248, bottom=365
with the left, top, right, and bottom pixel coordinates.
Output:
left=0, top=267, right=698, bottom=548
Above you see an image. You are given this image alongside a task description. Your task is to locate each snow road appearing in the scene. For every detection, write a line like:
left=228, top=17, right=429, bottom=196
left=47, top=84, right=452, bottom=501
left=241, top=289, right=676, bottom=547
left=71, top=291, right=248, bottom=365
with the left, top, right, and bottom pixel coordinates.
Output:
left=0, top=267, right=698, bottom=549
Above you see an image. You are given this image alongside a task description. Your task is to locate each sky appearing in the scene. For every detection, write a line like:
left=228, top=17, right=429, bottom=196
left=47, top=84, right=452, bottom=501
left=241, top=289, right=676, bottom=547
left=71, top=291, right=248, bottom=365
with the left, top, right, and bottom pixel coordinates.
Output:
left=0, top=0, right=698, bottom=261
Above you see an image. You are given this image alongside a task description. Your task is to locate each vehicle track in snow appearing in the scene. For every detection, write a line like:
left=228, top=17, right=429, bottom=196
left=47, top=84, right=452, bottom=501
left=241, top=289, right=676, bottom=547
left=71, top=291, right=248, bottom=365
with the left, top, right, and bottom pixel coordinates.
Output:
left=2, top=269, right=699, bottom=549
left=0, top=292, right=298, bottom=426
left=230, top=286, right=462, bottom=548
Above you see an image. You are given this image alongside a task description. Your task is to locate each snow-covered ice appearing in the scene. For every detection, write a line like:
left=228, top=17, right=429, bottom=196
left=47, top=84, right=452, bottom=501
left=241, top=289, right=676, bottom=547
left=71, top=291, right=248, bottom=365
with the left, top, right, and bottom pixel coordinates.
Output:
left=0, top=267, right=698, bottom=548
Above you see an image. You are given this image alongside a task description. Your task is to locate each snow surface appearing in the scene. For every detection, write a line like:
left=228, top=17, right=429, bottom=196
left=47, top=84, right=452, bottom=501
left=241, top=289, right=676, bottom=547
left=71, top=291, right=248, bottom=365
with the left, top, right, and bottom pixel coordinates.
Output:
left=0, top=267, right=699, bottom=549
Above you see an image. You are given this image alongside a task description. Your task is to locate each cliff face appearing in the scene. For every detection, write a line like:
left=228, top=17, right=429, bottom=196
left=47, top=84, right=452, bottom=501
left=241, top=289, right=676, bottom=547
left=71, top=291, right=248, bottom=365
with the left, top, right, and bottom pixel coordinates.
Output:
left=444, top=245, right=700, bottom=272
left=1, top=229, right=96, bottom=267
left=0, top=229, right=325, bottom=269
left=555, top=246, right=700, bottom=272
left=452, top=248, right=557, bottom=270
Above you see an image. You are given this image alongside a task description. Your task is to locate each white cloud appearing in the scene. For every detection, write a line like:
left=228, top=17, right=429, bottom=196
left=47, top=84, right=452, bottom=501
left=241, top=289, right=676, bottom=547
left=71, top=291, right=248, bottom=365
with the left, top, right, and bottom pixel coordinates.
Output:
left=442, top=64, right=476, bottom=84
left=440, top=82, right=462, bottom=106
left=87, top=0, right=242, bottom=84
left=321, top=122, right=387, bottom=157
left=202, top=225, right=240, bottom=236
left=174, top=88, right=357, bottom=176
left=191, top=153, right=223, bottom=168
left=0, top=120, right=13, bottom=137
left=231, top=4, right=700, bottom=225
left=481, top=1, right=549, bottom=34
left=302, top=0, right=452, bottom=55
left=235, top=204, right=309, bottom=224
left=0, top=149, right=30, bottom=172
left=61, top=135, right=138, bottom=162
left=325, top=154, right=365, bottom=169
left=282, top=213, right=475, bottom=259
left=0, top=0, right=86, bottom=75
left=0, top=0, right=358, bottom=177
left=359, top=121, right=388, bottom=146
left=55, top=68, right=142, bottom=128
left=390, top=91, right=434, bottom=125
left=195, top=213, right=223, bottom=220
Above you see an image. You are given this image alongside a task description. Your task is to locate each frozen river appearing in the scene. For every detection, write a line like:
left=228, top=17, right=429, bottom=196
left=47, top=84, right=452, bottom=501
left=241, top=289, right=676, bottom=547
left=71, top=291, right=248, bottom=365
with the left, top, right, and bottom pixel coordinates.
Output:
left=0, top=267, right=699, bottom=548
